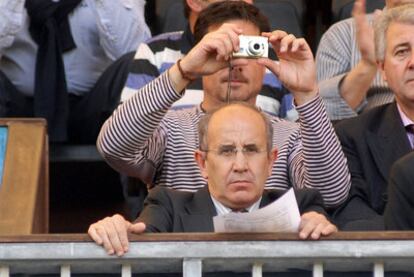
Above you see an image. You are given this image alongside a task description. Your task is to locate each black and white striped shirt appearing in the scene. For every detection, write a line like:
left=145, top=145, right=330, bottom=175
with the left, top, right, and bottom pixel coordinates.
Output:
left=98, top=72, right=351, bottom=208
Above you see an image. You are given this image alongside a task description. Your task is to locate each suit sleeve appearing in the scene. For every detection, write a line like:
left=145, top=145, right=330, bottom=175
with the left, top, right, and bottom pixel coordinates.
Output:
left=333, top=122, right=384, bottom=230
left=294, top=188, right=327, bottom=216
left=384, top=153, right=414, bottom=230
left=135, top=187, right=175, bottom=232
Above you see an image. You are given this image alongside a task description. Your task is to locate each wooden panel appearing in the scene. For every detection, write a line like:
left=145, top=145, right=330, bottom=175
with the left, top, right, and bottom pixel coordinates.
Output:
left=0, top=118, right=48, bottom=235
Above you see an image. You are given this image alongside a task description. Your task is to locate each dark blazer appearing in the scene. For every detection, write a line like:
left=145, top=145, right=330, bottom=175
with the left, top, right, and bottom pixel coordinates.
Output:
left=334, top=102, right=412, bottom=229
left=137, top=186, right=326, bottom=232
left=385, top=152, right=414, bottom=230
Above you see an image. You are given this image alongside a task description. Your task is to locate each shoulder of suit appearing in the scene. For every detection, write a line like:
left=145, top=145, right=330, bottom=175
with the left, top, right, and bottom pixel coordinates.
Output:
left=335, top=103, right=394, bottom=130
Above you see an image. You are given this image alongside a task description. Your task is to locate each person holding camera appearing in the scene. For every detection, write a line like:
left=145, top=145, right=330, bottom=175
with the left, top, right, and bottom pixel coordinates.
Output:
left=97, top=1, right=351, bottom=211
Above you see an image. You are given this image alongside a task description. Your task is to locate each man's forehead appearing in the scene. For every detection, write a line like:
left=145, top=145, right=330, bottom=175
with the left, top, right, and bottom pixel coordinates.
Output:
left=207, top=19, right=260, bottom=34
left=386, top=22, right=414, bottom=48
left=208, top=108, right=266, bottom=142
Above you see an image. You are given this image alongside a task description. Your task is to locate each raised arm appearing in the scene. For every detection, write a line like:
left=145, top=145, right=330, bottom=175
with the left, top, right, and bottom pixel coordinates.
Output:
left=258, top=31, right=352, bottom=208
left=316, top=0, right=380, bottom=120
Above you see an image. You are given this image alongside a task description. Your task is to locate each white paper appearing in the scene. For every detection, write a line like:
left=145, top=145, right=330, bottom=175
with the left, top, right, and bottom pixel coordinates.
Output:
left=213, top=188, right=301, bottom=233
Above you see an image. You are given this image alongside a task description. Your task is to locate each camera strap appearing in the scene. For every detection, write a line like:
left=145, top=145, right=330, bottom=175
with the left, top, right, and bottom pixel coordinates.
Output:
left=226, top=58, right=233, bottom=104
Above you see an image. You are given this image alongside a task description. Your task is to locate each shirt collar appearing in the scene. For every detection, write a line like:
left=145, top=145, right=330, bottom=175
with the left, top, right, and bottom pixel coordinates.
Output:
left=210, top=195, right=262, bottom=216
left=397, top=103, right=414, bottom=128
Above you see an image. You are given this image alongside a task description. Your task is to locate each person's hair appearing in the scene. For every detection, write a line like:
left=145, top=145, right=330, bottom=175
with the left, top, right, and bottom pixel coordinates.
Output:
left=198, top=102, right=274, bottom=153
left=374, top=4, right=414, bottom=62
left=193, top=1, right=270, bottom=44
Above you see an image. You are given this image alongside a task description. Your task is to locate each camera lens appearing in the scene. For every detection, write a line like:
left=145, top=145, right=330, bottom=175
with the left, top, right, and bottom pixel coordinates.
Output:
left=247, top=41, right=264, bottom=56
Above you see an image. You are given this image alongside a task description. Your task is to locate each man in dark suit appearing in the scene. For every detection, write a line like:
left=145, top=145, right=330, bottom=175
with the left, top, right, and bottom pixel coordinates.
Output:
left=333, top=4, right=414, bottom=230
left=88, top=102, right=337, bottom=256
left=384, top=152, right=414, bottom=230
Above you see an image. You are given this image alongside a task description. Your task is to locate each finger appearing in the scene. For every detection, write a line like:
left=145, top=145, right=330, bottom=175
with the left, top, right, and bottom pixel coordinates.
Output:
left=291, top=38, right=309, bottom=53
left=229, top=30, right=241, bottom=52
left=262, top=30, right=288, bottom=41
left=279, top=34, right=296, bottom=53
left=298, top=220, right=317, bottom=240
left=129, top=222, right=147, bottom=233
left=103, top=217, right=125, bottom=256
left=321, top=223, right=338, bottom=236
left=256, top=58, right=280, bottom=77
left=220, top=33, right=237, bottom=59
left=88, top=224, right=103, bottom=245
left=213, top=38, right=229, bottom=61
left=291, top=38, right=302, bottom=52
left=262, top=30, right=287, bottom=52
left=95, top=222, right=115, bottom=255
left=113, top=215, right=131, bottom=253
left=352, top=0, right=366, bottom=18
left=309, top=223, right=326, bottom=240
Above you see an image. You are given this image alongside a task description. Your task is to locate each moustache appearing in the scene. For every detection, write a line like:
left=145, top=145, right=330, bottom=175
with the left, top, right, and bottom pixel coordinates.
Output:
left=220, top=69, right=248, bottom=83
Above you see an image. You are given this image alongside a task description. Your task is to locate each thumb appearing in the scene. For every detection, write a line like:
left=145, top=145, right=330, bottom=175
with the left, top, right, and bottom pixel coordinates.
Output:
left=256, top=58, right=280, bottom=77
left=128, top=222, right=146, bottom=234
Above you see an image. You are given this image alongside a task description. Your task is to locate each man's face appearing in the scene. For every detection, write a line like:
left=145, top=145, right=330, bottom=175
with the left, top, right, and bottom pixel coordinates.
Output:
left=195, top=105, right=277, bottom=210
left=380, top=22, right=414, bottom=110
left=386, top=0, right=414, bottom=8
left=202, top=20, right=266, bottom=109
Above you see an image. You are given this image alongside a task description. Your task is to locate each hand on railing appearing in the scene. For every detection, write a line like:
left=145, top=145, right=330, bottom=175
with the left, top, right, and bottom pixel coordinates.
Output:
left=298, top=212, right=338, bottom=240
left=88, top=214, right=146, bottom=257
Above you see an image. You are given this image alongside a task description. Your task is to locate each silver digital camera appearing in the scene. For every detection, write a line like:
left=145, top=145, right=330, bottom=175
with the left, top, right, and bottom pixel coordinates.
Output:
left=233, top=35, right=269, bottom=58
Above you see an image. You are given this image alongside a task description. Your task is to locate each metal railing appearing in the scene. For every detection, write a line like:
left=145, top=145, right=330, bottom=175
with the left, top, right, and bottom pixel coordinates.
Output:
left=1, top=232, right=414, bottom=276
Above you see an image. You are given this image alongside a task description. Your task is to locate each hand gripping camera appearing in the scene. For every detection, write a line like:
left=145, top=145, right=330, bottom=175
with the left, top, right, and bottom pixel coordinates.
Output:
left=232, top=35, right=269, bottom=59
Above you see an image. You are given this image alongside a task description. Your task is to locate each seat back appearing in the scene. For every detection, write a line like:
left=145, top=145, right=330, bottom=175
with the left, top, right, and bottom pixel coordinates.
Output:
left=255, top=0, right=305, bottom=37
left=156, top=0, right=306, bottom=36
left=156, top=0, right=187, bottom=34
left=332, top=0, right=385, bottom=22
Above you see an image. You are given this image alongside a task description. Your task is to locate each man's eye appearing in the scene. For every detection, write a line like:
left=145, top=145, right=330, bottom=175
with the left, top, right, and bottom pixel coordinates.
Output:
left=396, top=49, right=409, bottom=56
left=219, top=148, right=235, bottom=156
left=243, top=146, right=259, bottom=155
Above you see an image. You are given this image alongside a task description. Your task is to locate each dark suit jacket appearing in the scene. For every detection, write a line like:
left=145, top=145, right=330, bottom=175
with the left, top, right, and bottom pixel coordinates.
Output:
left=384, top=152, right=414, bottom=230
left=137, top=186, right=326, bottom=232
left=334, top=102, right=412, bottom=229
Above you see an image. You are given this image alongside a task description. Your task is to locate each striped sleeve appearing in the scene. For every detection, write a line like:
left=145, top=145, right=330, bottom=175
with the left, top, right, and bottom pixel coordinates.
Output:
left=294, top=96, right=351, bottom=207
left=97, top=72, right=182, bottom=184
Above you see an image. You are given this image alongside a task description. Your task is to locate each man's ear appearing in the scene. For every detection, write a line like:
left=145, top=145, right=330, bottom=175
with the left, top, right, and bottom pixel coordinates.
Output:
left=194, top=150, right=209, bottom=179
left=186, top=0, right=206, bottom=14
left=268, top=148, right=278, bottom=176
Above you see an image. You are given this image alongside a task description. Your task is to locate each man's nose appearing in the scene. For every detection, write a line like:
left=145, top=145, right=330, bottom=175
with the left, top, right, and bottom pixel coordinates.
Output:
left=232, top=150, right=248, bottom=172
left=409, top=51, right=414, bottom=69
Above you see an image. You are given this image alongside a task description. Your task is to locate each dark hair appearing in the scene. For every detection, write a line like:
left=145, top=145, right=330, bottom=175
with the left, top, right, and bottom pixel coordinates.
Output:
left=193, top=1, right=270, bottom=44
